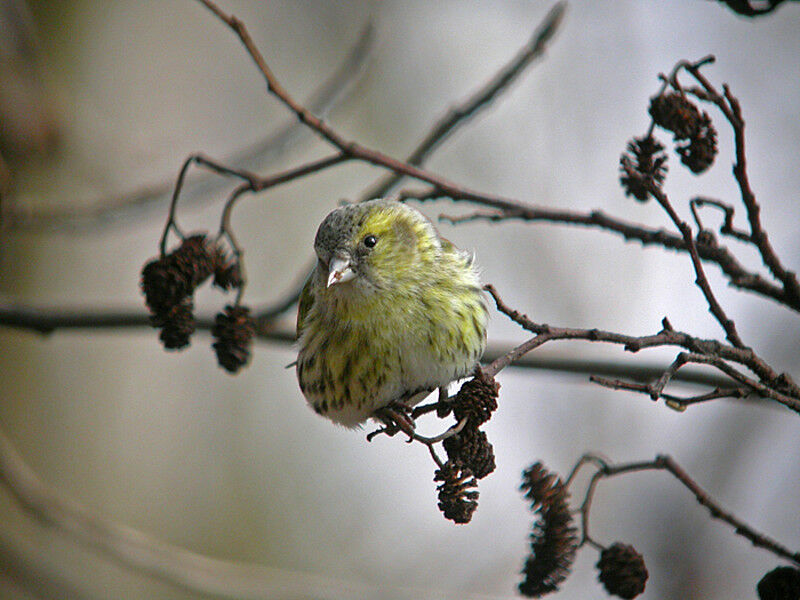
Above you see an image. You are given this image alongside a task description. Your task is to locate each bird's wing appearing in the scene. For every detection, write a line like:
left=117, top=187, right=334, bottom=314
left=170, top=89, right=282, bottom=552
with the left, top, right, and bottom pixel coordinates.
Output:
left=296, top=273, right=315, bottom=336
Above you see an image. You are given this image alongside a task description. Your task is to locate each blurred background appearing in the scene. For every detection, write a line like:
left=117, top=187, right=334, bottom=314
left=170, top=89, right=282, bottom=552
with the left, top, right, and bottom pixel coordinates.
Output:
left=1, top=1, right=799, bottom=598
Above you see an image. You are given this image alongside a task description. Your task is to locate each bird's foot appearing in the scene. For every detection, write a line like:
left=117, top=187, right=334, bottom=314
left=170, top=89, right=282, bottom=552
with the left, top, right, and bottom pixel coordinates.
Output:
left=411, top=386, right=452, bottom=419
left=367, top=403, right=416, bottom=442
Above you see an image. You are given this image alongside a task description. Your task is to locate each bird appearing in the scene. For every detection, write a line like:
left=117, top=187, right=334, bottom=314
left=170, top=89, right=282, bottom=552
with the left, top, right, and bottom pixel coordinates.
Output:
left=296, top=198, right=488, bottom=429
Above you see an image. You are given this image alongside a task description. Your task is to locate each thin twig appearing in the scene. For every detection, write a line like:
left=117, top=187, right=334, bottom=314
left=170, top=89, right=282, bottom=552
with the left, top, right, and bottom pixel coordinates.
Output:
left=689, top=197, right=751, bottom=242
left=574, top=453, right=800, bottom=565
left=1, top=298, right=758, bottom=391
left=411, top=416, right=469, bottom=445
left=563, top=453, right=606, bottom=489
left=360, top=2, right=566, bottom=201
left=161, top=154, right=259, bottom=254
left=589, top=376, right=749, bottom=410
left=578, top=468, right=606, bottom=548
left=637, top=168, right=746, bottom=349
left=0, top=23, right=374, bottom=233
left=681, top=62, right=800, bottom=305
left=482, top=284, right=800, bottom=412
left=436, top=202, right=798, bottom=313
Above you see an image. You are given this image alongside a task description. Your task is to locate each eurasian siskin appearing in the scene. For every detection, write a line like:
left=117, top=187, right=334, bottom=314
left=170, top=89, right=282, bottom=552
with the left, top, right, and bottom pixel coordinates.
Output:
left=296, top=199, right=488, bottom=427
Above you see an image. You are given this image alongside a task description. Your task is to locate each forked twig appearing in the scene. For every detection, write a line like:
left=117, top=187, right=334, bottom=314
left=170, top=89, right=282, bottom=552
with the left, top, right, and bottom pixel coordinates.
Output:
left=482, top=284, right=800, bottom=412
left=361, top=2, right=566, bottom=200
left=161, top=0, right=564, bottom=325
left=681, top=61, right=800, bottom=305
left=569, top=454, right=800, bottom=565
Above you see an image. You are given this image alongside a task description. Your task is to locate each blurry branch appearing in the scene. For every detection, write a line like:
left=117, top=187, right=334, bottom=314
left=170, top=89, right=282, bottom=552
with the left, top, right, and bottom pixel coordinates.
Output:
left=202, top=0, right=567, bottom=322
left=0, top=529, right=97, bottom=600
left=194, top=0, right=563, bottom=213
left=0, top=21, right=375, bottom=232
left=0, top=297, right=740, bottom=390
left=195, top=0, right=800, bottom=318
left=568, top=453, right=800, bottom=565
left=360, top=1, right=565, bottom=201
left=0, top=430, right=507, bottom=600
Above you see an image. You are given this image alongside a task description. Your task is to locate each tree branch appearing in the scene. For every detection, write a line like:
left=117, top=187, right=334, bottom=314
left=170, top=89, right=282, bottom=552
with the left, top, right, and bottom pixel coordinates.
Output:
left=482, top=285, right=800, bottom=412
left=571, top=454, right=800, bottom=566
left=0, top=428, right=507, bottom=600
left=0, top=22, right=375, bottom=233
left=1, top=298, right=754, bottom=392
left=437, top=202, right=798, bottom=313
left=682, top=62, right=800, bottom=306
left=360, top=2, right=566, bottom=201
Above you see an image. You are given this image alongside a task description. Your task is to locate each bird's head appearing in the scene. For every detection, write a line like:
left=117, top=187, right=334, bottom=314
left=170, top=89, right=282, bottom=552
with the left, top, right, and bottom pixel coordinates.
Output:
left=313, top=199, right=441, bottom=294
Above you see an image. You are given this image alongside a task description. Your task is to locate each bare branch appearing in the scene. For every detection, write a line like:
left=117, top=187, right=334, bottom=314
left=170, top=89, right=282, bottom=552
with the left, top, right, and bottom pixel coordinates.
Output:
left=482, top=284, right=800, bottom=412
left=681, top=62, right=800, bottom=305
left=570, top=454, right=800, bottom=566
left=689, top=197, right=751, bottom=242
left=1, top=298, right=754, bottom=393
left=589, top=375, right=749, bottom=411
left=0, top=22, right=374, bottom=233
left=628, top=165, right=746, bottom=348
left=361, top=2, right=566, bottom=200
left=437, top=201, right=799, bottom=313
left=0, top=529, right=98, bottom=600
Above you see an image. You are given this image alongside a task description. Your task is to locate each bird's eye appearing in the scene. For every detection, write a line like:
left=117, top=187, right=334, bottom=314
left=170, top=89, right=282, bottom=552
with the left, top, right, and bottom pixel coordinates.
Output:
left=363, top=235, right=378, bottom=248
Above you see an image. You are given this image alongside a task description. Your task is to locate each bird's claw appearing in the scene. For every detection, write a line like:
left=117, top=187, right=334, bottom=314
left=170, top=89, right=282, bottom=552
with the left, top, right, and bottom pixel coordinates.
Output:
left=370, top=404, right=416, bottom=442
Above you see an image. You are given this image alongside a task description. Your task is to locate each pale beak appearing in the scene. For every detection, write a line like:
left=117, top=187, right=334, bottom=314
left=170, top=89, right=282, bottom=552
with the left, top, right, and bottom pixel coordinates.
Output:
left=327, top=255, right=356, bottom=287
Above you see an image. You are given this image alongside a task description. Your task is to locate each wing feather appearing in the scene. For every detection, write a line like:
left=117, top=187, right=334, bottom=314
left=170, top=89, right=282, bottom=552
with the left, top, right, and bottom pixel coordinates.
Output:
left=296, top=273, right=316, bottom=336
